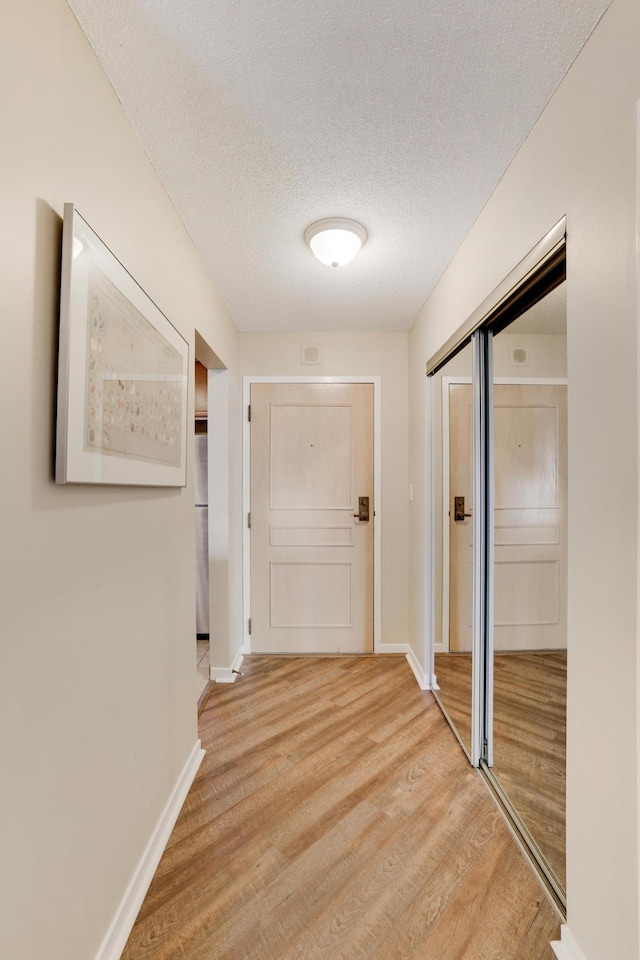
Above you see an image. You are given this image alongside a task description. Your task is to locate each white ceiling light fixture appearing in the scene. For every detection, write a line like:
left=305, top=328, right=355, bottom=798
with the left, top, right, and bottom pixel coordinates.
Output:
left=304, top=218, right=367, bottom=268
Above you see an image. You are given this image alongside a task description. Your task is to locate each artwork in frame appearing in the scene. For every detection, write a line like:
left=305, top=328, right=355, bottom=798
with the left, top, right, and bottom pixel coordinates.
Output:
left=55, top=204, right=189, bottom=486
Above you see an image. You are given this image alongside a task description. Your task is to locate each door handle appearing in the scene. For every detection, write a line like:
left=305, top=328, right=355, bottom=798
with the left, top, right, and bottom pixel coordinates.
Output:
left=454, top=496, right=472, bottom=522
left=353, top=496, right=370, bottom=522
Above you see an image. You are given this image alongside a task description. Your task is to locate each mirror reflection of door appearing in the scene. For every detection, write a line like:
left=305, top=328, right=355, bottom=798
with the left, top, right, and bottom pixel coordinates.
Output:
left=448, top=382, right=473, bottom=655
left=448, top=382, right=567, bottom=652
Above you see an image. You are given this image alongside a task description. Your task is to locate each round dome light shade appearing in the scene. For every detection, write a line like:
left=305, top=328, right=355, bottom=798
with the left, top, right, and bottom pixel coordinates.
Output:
left=304, top=218, right=367, bottom=267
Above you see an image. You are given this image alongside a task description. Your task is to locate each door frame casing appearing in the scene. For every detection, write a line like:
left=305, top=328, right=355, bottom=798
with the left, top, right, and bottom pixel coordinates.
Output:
left=242, top=375, right=382, bottom=654
left=193, top=332, right=232, bottom=685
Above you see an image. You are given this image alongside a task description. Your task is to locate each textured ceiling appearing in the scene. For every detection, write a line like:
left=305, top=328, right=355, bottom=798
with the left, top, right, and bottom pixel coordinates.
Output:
left=67, top=0, right=610, bottom=332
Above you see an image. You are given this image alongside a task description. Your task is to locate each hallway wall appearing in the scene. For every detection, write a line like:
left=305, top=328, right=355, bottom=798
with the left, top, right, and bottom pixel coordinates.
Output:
left=0, top=1, right=241, bottom=957
left=408, top=0, right=639, bottom=956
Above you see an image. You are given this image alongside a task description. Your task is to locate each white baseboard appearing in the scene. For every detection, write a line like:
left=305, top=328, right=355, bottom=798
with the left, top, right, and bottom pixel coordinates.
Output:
left=551, top=926, right=587, bottom=960
left=217, top=645, right=432, bottom=691
left=375, top=642, right=413, bottom=654
left=210, top=651, right=244, bottom=683
left=405, top=647, right=431, bottom=690
left=94, top=739, right=205, bottom=960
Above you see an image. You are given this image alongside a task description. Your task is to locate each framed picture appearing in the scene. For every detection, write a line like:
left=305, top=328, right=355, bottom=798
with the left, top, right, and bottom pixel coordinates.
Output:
left=55, top=204, right=189, bottom=486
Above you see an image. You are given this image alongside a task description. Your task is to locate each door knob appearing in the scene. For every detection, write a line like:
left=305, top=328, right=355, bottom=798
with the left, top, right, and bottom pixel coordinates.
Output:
left=454, top=496, right=472, bottom=522
left=354, top=496, right=370, bottom=522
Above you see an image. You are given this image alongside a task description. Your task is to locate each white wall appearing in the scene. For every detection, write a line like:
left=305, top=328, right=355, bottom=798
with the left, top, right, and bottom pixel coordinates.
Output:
left=0, top=1, right=241, bottom=958
left=409, top=0, right=639, bottom=956
left=239, top=331, right=410, bottom=650
left=494, top=332, right=567, bottom=380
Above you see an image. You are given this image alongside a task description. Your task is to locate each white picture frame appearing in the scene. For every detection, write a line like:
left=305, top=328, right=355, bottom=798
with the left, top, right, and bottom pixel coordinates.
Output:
left=55, top=204, right=189, bottom=486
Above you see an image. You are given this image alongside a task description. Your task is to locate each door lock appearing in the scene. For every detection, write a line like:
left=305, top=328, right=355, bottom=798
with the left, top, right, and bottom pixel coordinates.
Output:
left=454, top=496, right=472, bottom=522
left=354, top=496, right=370, bottom=522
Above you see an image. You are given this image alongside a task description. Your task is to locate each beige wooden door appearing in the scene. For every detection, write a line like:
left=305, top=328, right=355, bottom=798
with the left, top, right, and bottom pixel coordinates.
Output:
left=449, top=382, right=567, bottom=652
left=250, top=382, right=374, bottom=653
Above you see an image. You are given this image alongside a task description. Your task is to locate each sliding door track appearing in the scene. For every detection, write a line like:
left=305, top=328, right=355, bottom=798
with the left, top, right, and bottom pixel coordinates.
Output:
left=479, top=762, right=567, bottom=919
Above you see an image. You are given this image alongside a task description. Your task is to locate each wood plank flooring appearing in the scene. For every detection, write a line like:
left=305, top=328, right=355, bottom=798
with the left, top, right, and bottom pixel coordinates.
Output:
left=434, top=651, right=566, bottom=889
left=122, top=655, right=560, bottom=959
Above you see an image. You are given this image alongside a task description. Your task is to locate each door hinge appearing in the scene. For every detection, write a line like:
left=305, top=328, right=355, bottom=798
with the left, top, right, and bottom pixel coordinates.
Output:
left=247, top=404, right=251, bottom=422
left=247, top=512, right=251, bottom=529
left=248, top=618, right=252, bottom=636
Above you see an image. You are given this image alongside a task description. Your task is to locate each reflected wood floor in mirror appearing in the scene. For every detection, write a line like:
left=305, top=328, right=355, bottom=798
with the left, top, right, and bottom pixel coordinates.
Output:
left=434, top=651, right=566, bottom=889
left=122, top=655, right=560, bottom=959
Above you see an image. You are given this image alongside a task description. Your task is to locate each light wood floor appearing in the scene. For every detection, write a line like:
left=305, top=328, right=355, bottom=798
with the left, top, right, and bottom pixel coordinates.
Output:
left=434, top=651, right=566, bottom=889
left=122, top=655, right=560, bottom=959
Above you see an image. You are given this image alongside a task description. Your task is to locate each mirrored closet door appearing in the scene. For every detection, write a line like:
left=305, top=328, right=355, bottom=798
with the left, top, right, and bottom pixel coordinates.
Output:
left=431, top=341, right=475, bottom=759
left=486, top=284, right=567, bottom=895
left=428, top=220, right=567, bottom=910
